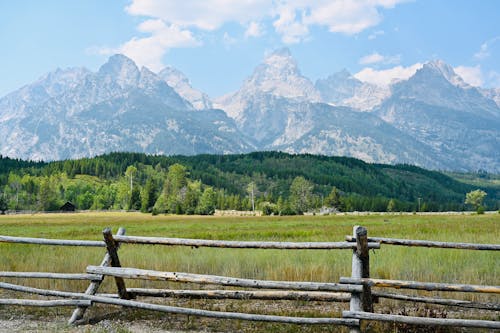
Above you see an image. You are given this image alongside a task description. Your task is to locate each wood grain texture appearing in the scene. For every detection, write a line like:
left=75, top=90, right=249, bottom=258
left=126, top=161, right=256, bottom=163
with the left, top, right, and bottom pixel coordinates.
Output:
left=346, top=236, right=499, bottom=250
left=373, top=291, right=500, bottom=311
left=86, top=266, right=362, bottom=292
left=114, top=235, right=380, bottom=249
left=0, top=282, right=359, bottom=326
left=0, top=299, right=91, bottom=307
left=340, top=277, right=500, bottom=294
left=0, top=272, right=101, bottom=280
left=0, top=235, right=105, bottom=247
left=343, top=311, right=500, bottom=329
left=124, top=288, right=351, bottom=301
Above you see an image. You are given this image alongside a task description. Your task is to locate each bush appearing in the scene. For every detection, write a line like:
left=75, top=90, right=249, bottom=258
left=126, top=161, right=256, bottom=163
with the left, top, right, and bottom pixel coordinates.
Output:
left=476, top=206, right=485, bottom=214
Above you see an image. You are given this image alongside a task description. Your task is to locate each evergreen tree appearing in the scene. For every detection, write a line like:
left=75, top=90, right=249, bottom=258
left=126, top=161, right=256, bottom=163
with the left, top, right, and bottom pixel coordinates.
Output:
left=0, top=194, right=7, bottom=214
left=325, top=186, right=341, bottom=209
left=141, top=178, right=157, bottom=213
left=129, top=186, right=141, bottom=210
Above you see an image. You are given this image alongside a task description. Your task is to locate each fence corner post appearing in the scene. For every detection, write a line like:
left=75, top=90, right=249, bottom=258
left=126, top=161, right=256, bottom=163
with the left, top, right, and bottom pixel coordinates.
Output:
left=69, top=227, right=127, bottom=325
left=349, top=225, right=373, bottom=333
left=103, top=228, right=130, bottom=300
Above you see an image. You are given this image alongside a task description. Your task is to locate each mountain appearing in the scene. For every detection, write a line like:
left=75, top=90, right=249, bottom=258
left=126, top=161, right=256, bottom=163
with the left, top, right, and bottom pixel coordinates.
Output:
left=266, top=101, right=444, bottom=168
left=214, top=49, right=460, bottom=168
left=158, top=67, right=213, bottom=110
left=376, top=60, right=500, bottom=172
left=481, top=88, right=500, bottom=108
left=214, top=48, right=323, bottom=146
left=215, top=48, right=320, bottom=119
left=0, top=54, right=252, bottom=161
left=315, top=69, right=389, bottom=111
left=1, top=51, right=499, bottom=172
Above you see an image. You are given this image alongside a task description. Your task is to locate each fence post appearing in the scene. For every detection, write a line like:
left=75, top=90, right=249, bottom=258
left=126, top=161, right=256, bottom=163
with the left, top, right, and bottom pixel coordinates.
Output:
left=68, top=227, right=126, bottom=324
left=349, top=225, right=372, bottom=333
left=103, top=228, right=130, bottom=300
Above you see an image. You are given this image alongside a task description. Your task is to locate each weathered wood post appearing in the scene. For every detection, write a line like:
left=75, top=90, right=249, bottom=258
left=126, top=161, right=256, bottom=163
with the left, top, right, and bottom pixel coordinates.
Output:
left=349, top=225, right=372, bottom=333
left=69, top=227, right=126, bottom=324
left=103, top=228, right=130, bottom=300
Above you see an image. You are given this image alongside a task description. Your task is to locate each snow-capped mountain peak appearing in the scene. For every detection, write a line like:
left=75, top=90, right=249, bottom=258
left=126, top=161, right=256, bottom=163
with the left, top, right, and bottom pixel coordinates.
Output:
left=242, top=47, right=320, bottom=101
left=420, top=60, right=469, bottom=88
left=159, top=66, right=213, bottom=110
left=315, top=69, right=389, bottom=111
left=98, top=54, right=140, bottom=88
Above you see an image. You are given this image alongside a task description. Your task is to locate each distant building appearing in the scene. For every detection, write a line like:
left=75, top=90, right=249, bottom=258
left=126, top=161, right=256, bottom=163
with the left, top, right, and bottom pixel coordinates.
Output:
left=60, top=201, right=76, bottom=212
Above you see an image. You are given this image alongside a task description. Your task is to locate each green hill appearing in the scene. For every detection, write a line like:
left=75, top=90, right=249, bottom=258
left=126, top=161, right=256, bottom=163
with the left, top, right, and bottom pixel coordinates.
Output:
left=0, top=152, right=498, bottom=213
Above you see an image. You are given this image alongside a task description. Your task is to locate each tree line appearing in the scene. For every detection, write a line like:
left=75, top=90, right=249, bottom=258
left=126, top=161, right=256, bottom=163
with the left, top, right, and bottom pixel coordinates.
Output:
left=0, top=152, right=497, bottom=214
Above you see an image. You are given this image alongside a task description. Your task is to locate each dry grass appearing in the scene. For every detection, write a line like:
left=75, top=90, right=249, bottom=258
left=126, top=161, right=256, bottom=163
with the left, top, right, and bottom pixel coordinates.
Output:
left=0, top=212, right=498, bottom=332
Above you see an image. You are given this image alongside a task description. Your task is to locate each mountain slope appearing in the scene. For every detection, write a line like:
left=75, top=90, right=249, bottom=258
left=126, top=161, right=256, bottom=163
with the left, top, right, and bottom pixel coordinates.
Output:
left=376, top=61, right=500, bottom=172
left=158, top=67, right=213, bottom=110
left=315, top=69, right=389, bottom=110
left=0, top=55, right=252, bottom=161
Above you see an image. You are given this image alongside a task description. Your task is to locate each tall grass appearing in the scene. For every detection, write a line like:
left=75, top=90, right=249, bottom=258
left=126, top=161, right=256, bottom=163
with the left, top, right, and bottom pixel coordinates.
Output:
left=0, top=213, right=498, bottom=288
left=0, top=212, right=498, bottom=331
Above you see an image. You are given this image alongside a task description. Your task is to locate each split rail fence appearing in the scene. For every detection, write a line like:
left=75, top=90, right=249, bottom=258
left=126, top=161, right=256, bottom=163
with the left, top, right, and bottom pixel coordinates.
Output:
left=0, top=226, right=499, bottom=332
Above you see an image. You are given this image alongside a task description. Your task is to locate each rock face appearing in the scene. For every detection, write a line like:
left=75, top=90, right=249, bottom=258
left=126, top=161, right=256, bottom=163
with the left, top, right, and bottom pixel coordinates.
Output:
left=0, top=54, right=252, bottom=161
left=1, top=51, right=499, bottom=172
left=376, top=61, right=500, bottom=172
left=315, top=69, right=389, bottom=111
left=158, top=67, right=213, bottom=110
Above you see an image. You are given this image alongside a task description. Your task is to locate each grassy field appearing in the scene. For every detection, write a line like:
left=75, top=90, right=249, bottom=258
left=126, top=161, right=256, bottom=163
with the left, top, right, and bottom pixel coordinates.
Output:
left=0, top=212, right=499, bottom=332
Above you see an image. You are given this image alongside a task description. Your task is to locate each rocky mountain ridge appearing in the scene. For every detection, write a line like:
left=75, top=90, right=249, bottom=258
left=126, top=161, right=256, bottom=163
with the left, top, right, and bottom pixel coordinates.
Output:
left=0, top=50, right=499, bottom=172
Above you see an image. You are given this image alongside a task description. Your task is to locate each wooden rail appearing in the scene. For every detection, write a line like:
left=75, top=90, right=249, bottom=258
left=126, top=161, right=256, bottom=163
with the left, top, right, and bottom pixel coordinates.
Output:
left=1, top=225, right=498, bottom=331
left=0, top=282, right=359, bottom=327
left=86, top=266, right=362, bottom=292
left=0, top=272, right=102, bottom=280
left=339, top=277, right=500, bottom=294
left=116, top=288, right=351, bottom=302
left=346, top=235, right=500, bottom=250
left=343, top=311, right=500, bottom=329
left=69, top=227, right=127, bottom=324
left=0, top=235, right=105, bottom=247
left=114, top=234, right=380, bottom=249
left=0, top=299, right=91, bottom=307
left=372, top=291, right=500, bottom=311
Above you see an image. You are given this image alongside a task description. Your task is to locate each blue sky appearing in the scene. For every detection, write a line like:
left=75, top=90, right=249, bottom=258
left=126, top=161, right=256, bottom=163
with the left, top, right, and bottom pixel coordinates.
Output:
left=1, top=0, right=499, bottom=98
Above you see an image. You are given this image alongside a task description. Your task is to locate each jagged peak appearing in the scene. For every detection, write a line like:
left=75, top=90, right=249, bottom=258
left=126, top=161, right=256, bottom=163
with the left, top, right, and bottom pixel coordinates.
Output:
left=37, top=66, right=90, bottom=82
left=98, top=54, right=141, bottom=87
left=416, top=59, right=469, bottom=88
left=158, top=66, right=190, bottom=85
left=423, top=59, right=455, bottom=76
left=99, top=54, right=139, bottom=75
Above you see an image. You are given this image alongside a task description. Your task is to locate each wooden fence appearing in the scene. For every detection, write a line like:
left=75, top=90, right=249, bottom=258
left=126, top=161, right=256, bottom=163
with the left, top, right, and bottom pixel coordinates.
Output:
left=0, top=226, right=499, bottom=332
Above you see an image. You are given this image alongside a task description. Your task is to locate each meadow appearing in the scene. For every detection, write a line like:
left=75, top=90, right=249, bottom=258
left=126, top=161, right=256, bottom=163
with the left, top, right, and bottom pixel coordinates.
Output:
left=0, top=212, right=498, bottom=332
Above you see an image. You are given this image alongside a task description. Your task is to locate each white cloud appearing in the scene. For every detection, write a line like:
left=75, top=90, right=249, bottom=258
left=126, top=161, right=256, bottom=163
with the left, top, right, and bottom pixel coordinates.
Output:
left=454, top=65, right=483, bottom=87
left=126, top=0, right=272, bottom=30
left=273, top=4, right=309, bottom=44
left=354, top=63, right=423, bottom=86
left=125, top=0, right=408, bottom=45
left=359, top=52, right=385, bottom=65
left=474, top=36, right=500, bottom=60
left=272, top=0, right=407, bottom=43
left=101, top=20, right=199, bottom=71
left=245, top=21, right=264, bottom=38
left=104, top=0, right=408, bottom=68
left=359, top=52, right=401, bottom=65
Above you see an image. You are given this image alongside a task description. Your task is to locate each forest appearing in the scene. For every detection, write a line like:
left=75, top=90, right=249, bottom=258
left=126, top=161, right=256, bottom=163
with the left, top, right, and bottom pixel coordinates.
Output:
left=0, top=151, right=498, bottom=214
